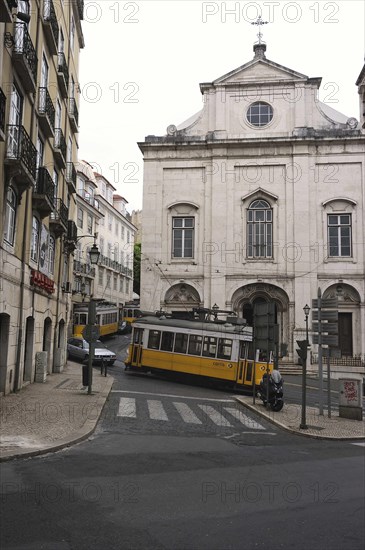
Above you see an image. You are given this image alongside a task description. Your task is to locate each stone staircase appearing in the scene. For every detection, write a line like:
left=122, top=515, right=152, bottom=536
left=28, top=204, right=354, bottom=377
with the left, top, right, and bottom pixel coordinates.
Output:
left=278, top=362, right=317, bottom=376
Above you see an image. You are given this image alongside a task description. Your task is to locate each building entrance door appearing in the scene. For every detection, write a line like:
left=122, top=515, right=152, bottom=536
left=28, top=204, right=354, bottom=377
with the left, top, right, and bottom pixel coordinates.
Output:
left=338, top=313, right=352, bottom=356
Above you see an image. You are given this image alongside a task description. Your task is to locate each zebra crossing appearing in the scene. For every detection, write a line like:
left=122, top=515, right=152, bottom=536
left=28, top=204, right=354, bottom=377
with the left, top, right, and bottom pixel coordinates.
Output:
left=116, top=394, right=267, bottom=431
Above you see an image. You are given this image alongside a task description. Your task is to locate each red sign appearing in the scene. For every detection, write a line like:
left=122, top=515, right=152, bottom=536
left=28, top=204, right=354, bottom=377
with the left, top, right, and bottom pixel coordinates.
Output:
left=30, top=270, right=55, bottom=294
left=343, top=381, right=358, bottom=402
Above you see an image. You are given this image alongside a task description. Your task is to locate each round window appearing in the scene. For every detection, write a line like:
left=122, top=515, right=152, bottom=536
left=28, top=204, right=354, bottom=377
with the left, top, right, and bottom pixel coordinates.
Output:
left=246, top=102, right=273, bottom=127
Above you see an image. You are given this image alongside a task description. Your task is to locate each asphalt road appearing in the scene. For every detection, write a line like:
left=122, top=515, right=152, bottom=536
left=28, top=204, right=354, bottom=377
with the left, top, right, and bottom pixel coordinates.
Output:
left=1, top=334, right=364, bottom=550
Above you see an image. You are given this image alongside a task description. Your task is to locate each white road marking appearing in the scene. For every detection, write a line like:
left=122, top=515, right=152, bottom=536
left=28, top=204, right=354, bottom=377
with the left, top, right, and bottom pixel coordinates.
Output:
left=147, top=400, right=168, bottom=421
left=173, top=402, right=202, bottom=424
left=117, top=397, right=136, bottom=418
left=112, top=389, right=234, bottom=402
left=198, top=405, right=232, bottom=427
left=351, top=442, right=365, bottom=447
left=223, top=407, right=266, bottom=430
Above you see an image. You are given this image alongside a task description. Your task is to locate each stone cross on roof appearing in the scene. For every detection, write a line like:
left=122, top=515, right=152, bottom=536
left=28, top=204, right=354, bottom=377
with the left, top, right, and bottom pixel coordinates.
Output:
left=251, top=15, right=269, bottom=44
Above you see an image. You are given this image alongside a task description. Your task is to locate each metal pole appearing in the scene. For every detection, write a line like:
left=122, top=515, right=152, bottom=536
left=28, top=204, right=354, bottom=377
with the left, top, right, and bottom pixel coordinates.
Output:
left=300, top=313, right=308, bottom=429
left=318, top=287, right=324, bottom=415
left=87, top=299, right=96, bottom=395
left=327, top=351, right=331, bottom=418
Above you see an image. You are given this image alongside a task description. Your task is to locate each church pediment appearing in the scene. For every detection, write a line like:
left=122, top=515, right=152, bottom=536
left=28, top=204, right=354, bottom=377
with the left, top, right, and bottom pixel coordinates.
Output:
left=201, top=57, right=311, bottom=93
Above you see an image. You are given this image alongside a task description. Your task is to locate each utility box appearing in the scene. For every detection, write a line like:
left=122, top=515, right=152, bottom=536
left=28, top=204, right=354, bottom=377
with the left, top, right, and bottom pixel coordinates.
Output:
left=35, top=352, right=47, bottom=383
left=339, top=379, right=363, bottom=421
left=82, top=365, right=89, bottom=387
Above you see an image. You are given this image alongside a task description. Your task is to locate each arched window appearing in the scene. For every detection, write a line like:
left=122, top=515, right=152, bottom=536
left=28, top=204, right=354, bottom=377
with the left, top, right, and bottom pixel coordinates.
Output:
left=31, top=216, right=40, bottom=262
left=247, top=199, right=273, bottom=258
left=4, top=187, right=17, bottom=245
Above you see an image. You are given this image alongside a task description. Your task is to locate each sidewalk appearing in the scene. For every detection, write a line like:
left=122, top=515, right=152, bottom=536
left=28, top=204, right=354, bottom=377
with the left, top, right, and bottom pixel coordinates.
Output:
left=235, top=395, right=365, bottom=440
left=0, top=360, right=114, bottom=461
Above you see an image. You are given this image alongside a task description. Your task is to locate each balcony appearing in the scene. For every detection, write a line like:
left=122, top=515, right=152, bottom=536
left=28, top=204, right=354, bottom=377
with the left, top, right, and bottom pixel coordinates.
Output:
left=57, top=52, right=69, bottom=98
left=73, top=260, right=95, bottom=277
left=33, top=167, right=55, bottom=218
left=38, top=87, right=55, bottom=137
left=76, top=0, right=84, bottom=20
left=53, top=128, right=66, bottom=167
left=68, top=98, right=79, bottom=133
left=4, top=124, right=37, bottom=195
left=42, top=0, right=59, bottom=55
left=50, top=198, right=68, bottom=236
left=0, top=0, right=16, bottom=23
left=77, top=189, right=100, bottom=210
left=11, top=23, right=38, bottom=93
left=0, top=87, right=5, bottom=141
left=64, top=220, right=78, bottom=252
left=66, top=162, right=77, bottom=194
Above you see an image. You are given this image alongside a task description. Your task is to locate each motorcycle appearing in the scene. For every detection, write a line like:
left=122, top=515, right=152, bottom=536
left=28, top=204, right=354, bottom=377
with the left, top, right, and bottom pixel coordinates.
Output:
left=258, top=369, right=284, bottom=412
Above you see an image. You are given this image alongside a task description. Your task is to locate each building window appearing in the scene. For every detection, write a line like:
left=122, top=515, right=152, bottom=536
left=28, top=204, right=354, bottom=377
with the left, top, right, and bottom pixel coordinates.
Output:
left=87, top=213, right=93, bottom=234
left=99, top=237, right=104, bottom=255
left=49, top=236, right=55, bottom=274
left=4, top=187, right=17, bottom=245
left=127, top=230, right=130, bottom=244
left=70, top=16, right=75, bottom=52
left=114, top=276, right=117, bottom=291
left=115, top=221, right=119, bottom=236
left=31, top=216, right=40, bottom=262
left=119, top=276, right=124, bottom=292
left=126, top=279, right=129, bottom=293
left=328, top=214, right=352, bottom=257
left=98, top=268, right=103, bottom=286
left=121, top=225, right=125, bottom=239
left=247, top=102, right=273, bottom=127
left=247, top=200, right=272, bottom=258
left=77, top=207, right=83, bottom=228
left=108, top=213, right=112, bottom=231
left=106, top=273, right=111, bottom=288
left=172, top=217, right=194, bottom=258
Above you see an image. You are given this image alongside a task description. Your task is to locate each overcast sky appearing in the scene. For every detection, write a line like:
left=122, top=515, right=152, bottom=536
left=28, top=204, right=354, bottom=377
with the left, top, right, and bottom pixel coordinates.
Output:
left=78, top=0, right=365, bottom=212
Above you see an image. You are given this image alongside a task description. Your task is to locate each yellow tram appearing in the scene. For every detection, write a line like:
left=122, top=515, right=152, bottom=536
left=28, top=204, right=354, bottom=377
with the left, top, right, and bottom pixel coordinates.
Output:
left=125, top=315, right=274, bottom=390
left=73, top=302, right=119, bottom=338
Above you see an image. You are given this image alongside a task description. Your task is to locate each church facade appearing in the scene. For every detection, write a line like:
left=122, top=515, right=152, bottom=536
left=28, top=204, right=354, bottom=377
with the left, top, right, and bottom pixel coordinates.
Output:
left=138, top=42, right=365, bottom=364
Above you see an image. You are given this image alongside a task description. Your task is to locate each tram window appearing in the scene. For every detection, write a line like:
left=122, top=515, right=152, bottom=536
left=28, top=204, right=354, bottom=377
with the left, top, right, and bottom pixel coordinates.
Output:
left=96, top=315, right=101, bottom=325
left=161, top=332, right=174, bottom=352
left=239, top=341, right=248, bottom=359
left=188, top=335, right=203, bottom=356
left=217, top=338, right=232, bottom=359
left=203, top=336, right=217, bottom=358
left=148, top=330, right=161, bottom=349
left=79, top=314, right=87, bottom=325
left=174, top=333, right=188, bottom=354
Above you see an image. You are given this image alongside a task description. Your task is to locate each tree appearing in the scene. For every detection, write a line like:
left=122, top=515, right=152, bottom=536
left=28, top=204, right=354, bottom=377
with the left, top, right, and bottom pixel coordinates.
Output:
left=133, top=242, right=141, bottom=296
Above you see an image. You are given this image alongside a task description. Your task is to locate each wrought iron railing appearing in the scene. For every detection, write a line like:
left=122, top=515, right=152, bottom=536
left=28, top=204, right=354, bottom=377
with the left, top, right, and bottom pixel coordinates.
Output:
left=66, top=162, right=77, bottom=187
left=77, top=189, right=100, bottom=209
left=35, top=167, right=55, bottom=203
left=73, top=260, right=95, bottom=277
left=0, top=88, right=5, bottom=134
left=99, top=253, right=133, bottom=277
left=54, top=128, right=66, bottom=157
left=6, top=124, right=37, bottom=179
left=57, top=52, right=69, bottom=87
left=69, top=97, right=79, bottom=127
left=43, top=0, right=59, bottom=44
left=310, top=353, right=365, bottom=367
left=50, top=197, right=68, bottom=227
left=13, top=22, right=38, bottom=84
left=76, top=0, right=84, bottom=20
left=66, top=220, right=78, bottom=241
left=38, top=87, right=55, bottom=129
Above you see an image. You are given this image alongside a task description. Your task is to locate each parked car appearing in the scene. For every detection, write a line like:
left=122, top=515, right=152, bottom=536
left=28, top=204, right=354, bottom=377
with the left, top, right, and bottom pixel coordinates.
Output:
left=67, top=337, right=116, bottom=365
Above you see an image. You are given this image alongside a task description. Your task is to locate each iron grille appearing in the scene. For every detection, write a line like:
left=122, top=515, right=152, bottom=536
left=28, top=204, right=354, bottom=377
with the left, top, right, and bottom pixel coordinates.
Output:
left=6, top=124, right=37, bottom=179
left=13, top=22, right=38, bottom=84
left=43, top=0, right=59, bottom=44
left=38, top=87, right=55, bottom=129
left=54, top=128, right=66, bottom=157
left=57, top=52, right=69, bottom=87
left=0, top=87, right=5, bottom=134
left=35, top=167, right=55, bottom=202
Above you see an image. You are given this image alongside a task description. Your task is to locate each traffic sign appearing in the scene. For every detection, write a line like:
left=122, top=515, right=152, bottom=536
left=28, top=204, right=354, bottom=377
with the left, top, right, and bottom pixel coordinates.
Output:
left=82, top=324, right=100, bottom=343
left=312, top=334, right=339, bottom=346
left=311, top=322, right=338, bottom=334
left=322, top=348, right=341, bottom=358
left=312, top=310, right=338, bottom=321
left=312, top=298, right=338, bottom=309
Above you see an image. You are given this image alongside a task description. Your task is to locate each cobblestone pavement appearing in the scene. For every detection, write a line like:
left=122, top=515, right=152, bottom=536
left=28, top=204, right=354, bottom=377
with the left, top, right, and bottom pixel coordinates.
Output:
left=0, top=360, right=114, bottom=461
left=235, top=395, right=365, bottom=440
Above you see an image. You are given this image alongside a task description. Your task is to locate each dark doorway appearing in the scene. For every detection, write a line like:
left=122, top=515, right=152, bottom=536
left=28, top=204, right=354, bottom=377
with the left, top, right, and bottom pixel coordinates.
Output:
left=338, top=313, right=353, bottom=356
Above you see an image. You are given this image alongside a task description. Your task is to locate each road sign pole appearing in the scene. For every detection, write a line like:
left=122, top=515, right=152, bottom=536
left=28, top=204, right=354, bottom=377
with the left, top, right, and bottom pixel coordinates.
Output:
left=87, top=300, right=97, bottom=395
left=327, top=352, right=331, bottom=418
left=317, top=288, right=324, bottom=415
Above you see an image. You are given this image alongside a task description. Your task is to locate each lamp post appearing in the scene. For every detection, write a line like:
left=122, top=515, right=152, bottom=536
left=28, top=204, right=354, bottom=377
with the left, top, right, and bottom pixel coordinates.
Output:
left=82, top=235, right=100, bottom=395
left=300, top=304, right=310, bottom=429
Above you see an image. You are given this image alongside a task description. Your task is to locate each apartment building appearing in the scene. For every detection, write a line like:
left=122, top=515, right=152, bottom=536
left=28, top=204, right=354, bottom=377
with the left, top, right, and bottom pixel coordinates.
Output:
left=0, top=0, right=84, bottom=394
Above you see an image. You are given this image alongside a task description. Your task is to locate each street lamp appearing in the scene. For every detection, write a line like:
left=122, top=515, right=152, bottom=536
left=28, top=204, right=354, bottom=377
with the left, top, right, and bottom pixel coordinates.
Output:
left=84, top=238, right=100, bottom=395
left=300, top=304, right=310, bottom=429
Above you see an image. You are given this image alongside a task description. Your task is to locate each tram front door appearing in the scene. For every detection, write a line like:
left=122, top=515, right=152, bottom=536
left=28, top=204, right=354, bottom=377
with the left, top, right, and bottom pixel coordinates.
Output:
left=131, top=328, right=143, bottom=367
